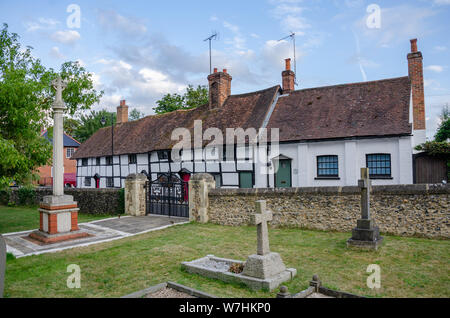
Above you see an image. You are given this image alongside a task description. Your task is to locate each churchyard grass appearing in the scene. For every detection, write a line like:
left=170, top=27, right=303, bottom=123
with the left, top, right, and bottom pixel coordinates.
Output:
left=3, top=222, right=449, bottom=298
left=0, top=205, right=115, bottom=234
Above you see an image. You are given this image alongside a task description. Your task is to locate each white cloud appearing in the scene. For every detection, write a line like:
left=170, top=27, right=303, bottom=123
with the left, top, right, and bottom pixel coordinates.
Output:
left=25, top=17, right=60, bottom=32
left=434, top=0, right=450, bottom=5
left=357, top=5, right=436, bottom=47
left=49, top=46, right=65, bottom=59
left=97, top=9, right=147, bottom=37
left=425, top=65, right=444, bottom=73
left=51, top=30, right=81, bottom=45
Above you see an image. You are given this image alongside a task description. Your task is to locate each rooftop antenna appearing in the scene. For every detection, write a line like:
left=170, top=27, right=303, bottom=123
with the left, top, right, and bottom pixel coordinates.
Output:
left=278, top=32, right=298, bottom=86
left=204, top=32, right=218, bottom=74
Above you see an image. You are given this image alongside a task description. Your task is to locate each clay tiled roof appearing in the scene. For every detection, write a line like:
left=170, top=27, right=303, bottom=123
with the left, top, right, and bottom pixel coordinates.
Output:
left=73, top=86, right=280, bottom=159
left=267, top=77, right=412, bottom=142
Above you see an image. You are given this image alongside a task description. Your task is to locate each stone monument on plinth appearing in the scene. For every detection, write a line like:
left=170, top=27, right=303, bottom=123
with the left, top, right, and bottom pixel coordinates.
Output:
left=0, top=234, right=6, bottom=298
left=29, top=77, right=88, bottom=244
left=347, top=168, right=383, bottom=250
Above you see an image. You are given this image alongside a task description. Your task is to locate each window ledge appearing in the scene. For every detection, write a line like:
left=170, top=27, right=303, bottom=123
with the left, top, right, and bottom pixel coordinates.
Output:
left=370, top=176, right=393, bottom=180
left=315, top=177, right=340, bottom=180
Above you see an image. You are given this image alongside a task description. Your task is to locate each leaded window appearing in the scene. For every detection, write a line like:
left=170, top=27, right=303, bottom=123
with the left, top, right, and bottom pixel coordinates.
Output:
left=129, top=154, right=137, bottom=164
left=317, top=155, right=339, bottom=177
left=106, top=177, right=114, bottom=188
left=366, top=154, right=391, bottom=177
left=84, top=177, right=91, bottom=187
left=106, top=156, right=113, bottom=165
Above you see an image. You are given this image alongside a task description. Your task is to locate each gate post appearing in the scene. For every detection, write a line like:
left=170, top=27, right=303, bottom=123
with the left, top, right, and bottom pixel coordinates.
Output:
left=188, top=173, right=215, bottom=223
left=125, top=173, right=147, bottom=216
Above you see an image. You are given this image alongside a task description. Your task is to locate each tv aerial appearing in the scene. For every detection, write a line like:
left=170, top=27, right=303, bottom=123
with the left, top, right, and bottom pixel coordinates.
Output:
left=204, top=31, right=218, bottom=74
left=278, top=32, right=298, bottom=86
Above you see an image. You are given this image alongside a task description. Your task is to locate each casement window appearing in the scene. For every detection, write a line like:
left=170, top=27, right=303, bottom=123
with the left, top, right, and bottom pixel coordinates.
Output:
left=106, top=177, right=114, bottom=188
left=84, top=177, right=91, bottom=187
left=66, top=148, right=75, bottom=158
left=96, top=157, right=101, bottom=166
left=128, top=154, right=137, bottom=164
left=106, top=156, right=113, bottom=165
left=317, top=155, right=339, bottom=178
left=82, top=158, right=88, bottom=166
left=366, top=154, right=391, bottom=178
left=157, top=150, right=169, bottom=161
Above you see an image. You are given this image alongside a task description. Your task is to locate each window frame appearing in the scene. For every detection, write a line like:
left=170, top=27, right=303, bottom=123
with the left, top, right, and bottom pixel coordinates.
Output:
left=366, top=153, right=392, bottom=179
left=316, top=155, right=339, bottom=179
left=128, top=154, right=137, bottom=164
left=96, top=157, right=101, bottom=166
left=66, top=148, right=75, bottom=158
left=84, top=177, right=91, bottom=187
left=106, top=156, right=113, bottom=165
left=81, top=158, right=88, bottom=166
left=106, top=177, right=114, bottom=188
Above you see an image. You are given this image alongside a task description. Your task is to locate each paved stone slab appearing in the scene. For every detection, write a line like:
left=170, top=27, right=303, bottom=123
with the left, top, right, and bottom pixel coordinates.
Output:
left=3, top=215, right=188, bottom=258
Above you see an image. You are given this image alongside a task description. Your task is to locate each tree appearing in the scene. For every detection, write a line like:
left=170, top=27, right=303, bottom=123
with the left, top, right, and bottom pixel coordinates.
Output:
left=435, top=104, right=450, bottom=142
left=129, top=108, right=144, bottom=121
left=0, top=24, right=103, bottom=188
left=153, top=85, right=208, bottom=114
left=64, top=118, right=81, bottom=137
left=73, top=109, right=116, bottom=143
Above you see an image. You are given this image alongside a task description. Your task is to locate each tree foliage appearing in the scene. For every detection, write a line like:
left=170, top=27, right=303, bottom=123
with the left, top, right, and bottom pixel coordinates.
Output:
left=435, top=104, right=450, bottom=142
left=153, top=85, right=208, bottom=114
left=0, top=24, right=102, bottom=188
left=415, top=141, right=450, bottom=156
left=73, top=109, right=116, bottom=143
left=129, top=108, right=144, bottom=121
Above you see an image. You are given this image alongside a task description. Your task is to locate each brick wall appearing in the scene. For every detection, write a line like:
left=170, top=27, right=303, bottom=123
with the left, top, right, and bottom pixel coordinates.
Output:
left=208, top=184, right=449, bottom=239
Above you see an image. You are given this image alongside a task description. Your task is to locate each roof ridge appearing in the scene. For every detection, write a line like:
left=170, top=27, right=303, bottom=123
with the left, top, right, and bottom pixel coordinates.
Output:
left=290, top=76, right=409, bottom=94
left=228, top=85, right=280, bottom=98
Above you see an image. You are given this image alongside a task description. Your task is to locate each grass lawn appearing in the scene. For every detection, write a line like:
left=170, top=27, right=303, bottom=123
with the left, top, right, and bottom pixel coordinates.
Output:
left=4, top=222, right=449, bottom=298
left=0, top=205, right=116, bottom=234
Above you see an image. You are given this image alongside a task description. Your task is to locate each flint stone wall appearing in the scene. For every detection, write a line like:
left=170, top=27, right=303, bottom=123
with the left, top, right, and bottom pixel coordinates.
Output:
left=5, top=187, right=124, bottom=215
left=208, top=184, right=450, bottom=239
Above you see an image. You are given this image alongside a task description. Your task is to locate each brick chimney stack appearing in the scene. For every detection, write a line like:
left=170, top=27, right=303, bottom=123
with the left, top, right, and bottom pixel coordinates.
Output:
left=117, top=100, right=128, bottom=124
left=407, top=39, right=425, bottom=132
left=207, top=68, right=232, bottom=109
left=282, top=58, right=295, bottom=94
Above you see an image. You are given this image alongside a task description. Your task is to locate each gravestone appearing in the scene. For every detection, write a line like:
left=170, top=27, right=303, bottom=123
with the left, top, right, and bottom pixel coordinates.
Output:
left=241, top=201, right=291, bottom=280
left=347, top=168, right=383, bottom=250
left=0, top=234, right=6, bottom=298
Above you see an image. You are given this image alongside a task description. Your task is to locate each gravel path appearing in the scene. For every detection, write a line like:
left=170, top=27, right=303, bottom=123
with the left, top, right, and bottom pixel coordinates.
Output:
left=146, top=288, right=195, bottom=298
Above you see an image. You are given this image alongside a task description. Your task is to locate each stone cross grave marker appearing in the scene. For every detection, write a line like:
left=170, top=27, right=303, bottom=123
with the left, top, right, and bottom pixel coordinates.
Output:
left=358, top=168, right=371, bottom=220
left=251, top=200, right=273, bottom=256
left=0, top=234, right=6, bottom=298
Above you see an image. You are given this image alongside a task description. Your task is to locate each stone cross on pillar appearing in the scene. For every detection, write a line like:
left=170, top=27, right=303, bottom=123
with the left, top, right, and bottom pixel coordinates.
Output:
left=28, top=76, right=88, bottom=244
left=51, top=76, right=68, bottom=197
left=347, top=167, right=383, bottom=250
left=0, top=234, right=6, bottom=298
left=358, top=168, right=371, bottom=220
left=251, top=200, right=273, bottom=256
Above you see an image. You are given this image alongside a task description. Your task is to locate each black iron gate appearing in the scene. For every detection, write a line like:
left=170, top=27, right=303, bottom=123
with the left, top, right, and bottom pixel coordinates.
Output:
left=145, top=173, right=189, bottom=218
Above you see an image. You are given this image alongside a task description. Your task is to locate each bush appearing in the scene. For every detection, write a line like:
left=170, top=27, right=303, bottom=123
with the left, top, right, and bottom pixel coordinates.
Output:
left=0, top=187, right=11, bottom=205
left=17, top=185, right=36, bottom=206
left=117, top=188, right=125, bottom=214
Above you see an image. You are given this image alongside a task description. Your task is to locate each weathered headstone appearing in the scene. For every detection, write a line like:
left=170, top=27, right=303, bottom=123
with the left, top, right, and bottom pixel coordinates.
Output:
left=0, top=234, right=6, bottom=298
left=242, top=201, right=296, bottom=283
left=347, top=168, right=383, bottom=250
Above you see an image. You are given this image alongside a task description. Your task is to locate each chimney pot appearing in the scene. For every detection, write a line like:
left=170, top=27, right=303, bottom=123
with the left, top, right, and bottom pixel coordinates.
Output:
left=214, top=68, right=218, bottom=73
left=285, top=58, right=291, bottom=71
left=223, top=69, right=227, bottom=73
left=410, top=39, right=418, bottom=53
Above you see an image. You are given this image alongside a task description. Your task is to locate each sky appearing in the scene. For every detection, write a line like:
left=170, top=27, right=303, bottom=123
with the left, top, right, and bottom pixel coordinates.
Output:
left=1, top=0, right=449, bottom=140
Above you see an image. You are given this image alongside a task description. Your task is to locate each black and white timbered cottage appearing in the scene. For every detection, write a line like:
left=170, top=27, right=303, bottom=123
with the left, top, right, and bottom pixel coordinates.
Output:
left=73, top=39, right=428, bottom=189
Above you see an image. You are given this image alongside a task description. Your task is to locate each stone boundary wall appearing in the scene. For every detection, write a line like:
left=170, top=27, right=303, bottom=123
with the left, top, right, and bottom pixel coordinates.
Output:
left=5, top=187, right=124, bottom=215
left=208, top=184, right=450, bottom=239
